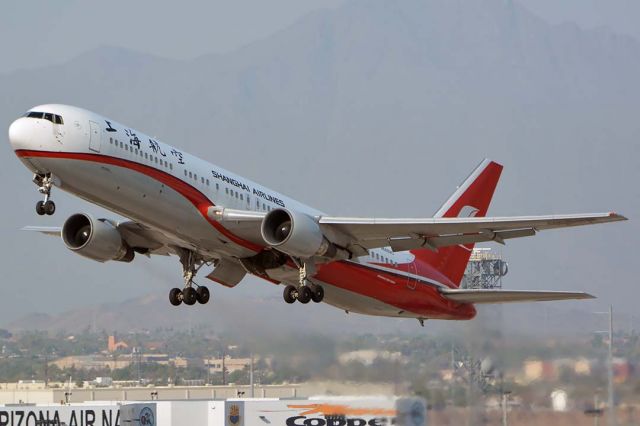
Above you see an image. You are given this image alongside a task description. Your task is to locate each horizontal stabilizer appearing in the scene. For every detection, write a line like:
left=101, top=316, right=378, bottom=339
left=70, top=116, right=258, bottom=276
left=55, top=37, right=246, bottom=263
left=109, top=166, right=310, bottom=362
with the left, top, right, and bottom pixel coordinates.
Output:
left=439, top=288, right=595, bottom=304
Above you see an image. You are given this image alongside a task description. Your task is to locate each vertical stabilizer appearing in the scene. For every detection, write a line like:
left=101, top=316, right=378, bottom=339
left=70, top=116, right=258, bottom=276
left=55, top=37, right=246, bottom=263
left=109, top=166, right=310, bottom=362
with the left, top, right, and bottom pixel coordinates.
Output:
left=411, top=159, right=503, bottom=286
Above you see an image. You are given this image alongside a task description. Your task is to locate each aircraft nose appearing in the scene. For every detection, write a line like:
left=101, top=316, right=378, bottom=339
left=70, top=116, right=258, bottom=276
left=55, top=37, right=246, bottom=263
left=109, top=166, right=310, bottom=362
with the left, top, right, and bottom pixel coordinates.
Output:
left=8, top=117, right=33, bottom=151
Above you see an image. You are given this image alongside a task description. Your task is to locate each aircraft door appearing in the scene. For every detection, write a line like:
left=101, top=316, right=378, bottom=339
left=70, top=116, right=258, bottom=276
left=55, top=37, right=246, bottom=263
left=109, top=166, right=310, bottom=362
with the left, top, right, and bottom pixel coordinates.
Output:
left=406, top=262, right=418, bottom=290
left=89, top=121, right=101, bottom=152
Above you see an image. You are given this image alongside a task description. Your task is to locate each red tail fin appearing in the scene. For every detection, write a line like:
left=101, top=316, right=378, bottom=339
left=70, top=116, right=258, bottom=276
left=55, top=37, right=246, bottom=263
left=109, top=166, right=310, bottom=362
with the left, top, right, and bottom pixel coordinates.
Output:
left=411, top=159, right=503, bottom=287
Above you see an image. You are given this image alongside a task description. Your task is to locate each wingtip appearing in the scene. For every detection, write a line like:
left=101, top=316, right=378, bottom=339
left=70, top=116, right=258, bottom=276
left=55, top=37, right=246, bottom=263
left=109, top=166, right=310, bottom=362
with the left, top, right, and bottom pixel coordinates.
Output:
left=609, top=212, right=628, bottom=221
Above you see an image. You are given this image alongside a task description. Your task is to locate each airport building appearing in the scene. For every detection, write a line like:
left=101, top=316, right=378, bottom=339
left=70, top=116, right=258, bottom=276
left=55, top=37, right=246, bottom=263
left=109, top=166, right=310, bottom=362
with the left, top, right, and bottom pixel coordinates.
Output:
left=0, top=397, right=426, bottom=425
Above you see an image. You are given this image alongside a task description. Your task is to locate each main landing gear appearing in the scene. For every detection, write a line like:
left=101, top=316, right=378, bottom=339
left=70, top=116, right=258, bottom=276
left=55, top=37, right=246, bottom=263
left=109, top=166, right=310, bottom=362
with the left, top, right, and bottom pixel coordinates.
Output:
left=34, top=173, right=55, bottom=216
left=282, top=261, right=325, bottom=304
left=169, top=250, right=211, bottom=307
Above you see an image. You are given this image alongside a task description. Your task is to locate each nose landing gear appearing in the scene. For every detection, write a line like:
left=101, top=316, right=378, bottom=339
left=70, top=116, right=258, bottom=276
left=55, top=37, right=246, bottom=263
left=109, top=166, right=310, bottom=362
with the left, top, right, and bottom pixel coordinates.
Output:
left=34, top=173, right=56, bottom=216
left=168, top=250, right=211, bottom=307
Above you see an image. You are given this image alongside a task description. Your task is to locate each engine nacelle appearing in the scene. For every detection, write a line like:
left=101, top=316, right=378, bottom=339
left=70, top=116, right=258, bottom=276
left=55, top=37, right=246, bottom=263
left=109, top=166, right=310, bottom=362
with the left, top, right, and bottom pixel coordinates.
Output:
left=261, top=208, right=345, bottom=259
left=62, top=213, right=134, bottom=263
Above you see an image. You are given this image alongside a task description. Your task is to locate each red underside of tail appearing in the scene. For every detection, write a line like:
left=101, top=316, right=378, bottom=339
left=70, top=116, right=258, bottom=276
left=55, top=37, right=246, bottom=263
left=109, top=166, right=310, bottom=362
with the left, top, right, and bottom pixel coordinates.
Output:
left=411, top=161, right=503, bottom=287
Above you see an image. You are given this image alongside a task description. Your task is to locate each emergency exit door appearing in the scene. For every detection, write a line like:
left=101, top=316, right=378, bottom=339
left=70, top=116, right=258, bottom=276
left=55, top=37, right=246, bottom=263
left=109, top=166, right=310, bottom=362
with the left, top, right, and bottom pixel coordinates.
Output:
left=89, top=121, right=101, bottom=152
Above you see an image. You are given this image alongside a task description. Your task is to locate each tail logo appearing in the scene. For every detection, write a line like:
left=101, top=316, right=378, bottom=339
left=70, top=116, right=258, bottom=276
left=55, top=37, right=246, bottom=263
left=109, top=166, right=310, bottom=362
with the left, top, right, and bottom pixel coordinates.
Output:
left=458, top=205, right=479, bottom=218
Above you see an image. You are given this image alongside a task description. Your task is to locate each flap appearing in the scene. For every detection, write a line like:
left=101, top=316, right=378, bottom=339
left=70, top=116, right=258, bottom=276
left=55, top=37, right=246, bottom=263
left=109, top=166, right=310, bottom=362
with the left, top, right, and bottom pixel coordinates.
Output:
left=206, top=258, right=247, bottom=288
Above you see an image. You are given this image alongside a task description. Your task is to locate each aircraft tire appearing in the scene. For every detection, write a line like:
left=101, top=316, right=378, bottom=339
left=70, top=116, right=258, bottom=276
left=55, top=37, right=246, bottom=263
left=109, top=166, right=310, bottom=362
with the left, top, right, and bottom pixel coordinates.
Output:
left=183, top=287, right=197, bottom=306
left=196, top=286, right=210, bottom=304
left=169, top=288, right=183, bottom=306
left=311, top=285, right=324, bottom=303
left=36, top=201, right=46, bottom=216
left=44, top=200, right=56, bottom=215
left=283, top=285, right=297, bottom=304
left=297, top=286, right=312, bottom=304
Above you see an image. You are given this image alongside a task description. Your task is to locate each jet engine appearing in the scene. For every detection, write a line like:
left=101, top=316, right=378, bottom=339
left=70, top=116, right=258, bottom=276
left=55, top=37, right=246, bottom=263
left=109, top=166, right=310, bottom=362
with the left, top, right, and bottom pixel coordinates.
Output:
left=62, top=213, right=134, bottom=262
left=261, top=208, right=347, bottom=259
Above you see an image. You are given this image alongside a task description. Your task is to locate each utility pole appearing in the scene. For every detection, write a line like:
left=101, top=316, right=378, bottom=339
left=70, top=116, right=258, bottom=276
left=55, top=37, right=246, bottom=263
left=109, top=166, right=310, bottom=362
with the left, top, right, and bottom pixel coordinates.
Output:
left=607, top=305, right=615, bottom=426
left=501, top=392, right=509, bottom=426
left=222, top=349, right=226, bottom=386
left=44, top=352, right=49, bottom=388
left=250, top=354, right=254, bottom=398
left=595, top=306, right=616, bottom=426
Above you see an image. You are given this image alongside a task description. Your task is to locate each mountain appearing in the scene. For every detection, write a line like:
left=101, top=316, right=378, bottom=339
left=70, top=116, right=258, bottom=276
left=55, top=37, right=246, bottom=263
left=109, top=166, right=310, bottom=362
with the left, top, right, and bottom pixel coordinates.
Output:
left=5, top=291, right=613, bottom=339
left=0, top=0, right=638, bottom=326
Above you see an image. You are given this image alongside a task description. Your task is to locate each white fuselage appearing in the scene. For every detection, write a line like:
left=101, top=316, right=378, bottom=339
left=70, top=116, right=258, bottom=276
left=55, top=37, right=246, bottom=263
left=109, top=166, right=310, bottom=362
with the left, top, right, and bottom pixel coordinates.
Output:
left=9, top=104, right=428, bottom=318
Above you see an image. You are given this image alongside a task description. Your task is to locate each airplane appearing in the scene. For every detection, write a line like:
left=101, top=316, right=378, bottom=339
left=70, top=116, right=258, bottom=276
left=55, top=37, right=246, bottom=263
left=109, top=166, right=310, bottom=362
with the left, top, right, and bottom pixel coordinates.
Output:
left=8, top=104, right=627, bottom=325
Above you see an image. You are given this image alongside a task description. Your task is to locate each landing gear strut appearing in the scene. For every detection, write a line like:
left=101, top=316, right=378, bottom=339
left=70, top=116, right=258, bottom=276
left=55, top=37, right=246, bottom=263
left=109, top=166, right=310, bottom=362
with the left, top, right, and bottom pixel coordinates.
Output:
left=34, top=173, right=55, bottom=216
left=282, top=260, right=325, bottom=304
left=168, top=250, right=211, bottom=307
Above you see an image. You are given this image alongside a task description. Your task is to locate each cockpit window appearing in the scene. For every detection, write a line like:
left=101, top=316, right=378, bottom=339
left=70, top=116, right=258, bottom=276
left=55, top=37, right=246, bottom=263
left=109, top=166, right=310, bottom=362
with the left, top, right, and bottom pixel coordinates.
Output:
left=25, top=111, right=64, bottom=124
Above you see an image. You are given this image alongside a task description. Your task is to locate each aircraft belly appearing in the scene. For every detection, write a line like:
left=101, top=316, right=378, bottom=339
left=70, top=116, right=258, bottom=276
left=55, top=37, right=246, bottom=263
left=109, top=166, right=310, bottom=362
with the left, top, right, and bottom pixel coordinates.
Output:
left=40, top=157, right=256, bottom=258
left=317, top=282, right=410, bottom=317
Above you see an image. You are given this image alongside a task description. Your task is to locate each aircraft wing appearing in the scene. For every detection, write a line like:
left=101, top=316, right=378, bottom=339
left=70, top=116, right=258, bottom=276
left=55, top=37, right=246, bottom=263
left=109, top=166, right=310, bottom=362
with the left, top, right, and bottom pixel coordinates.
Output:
left=22, top=221, right=173, bottom=256
left=318, top=212, right=626, bottom=253
left=439, top=288, right=595, bottom=304
left=21, top=226, right=62, bottom=236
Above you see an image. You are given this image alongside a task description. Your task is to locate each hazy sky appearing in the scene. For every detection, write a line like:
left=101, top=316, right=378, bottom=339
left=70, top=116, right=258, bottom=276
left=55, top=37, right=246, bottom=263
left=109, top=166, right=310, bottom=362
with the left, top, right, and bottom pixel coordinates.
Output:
left=1, top=0, right=639, bottom=74
left=0, top=0, right=345, bottom=74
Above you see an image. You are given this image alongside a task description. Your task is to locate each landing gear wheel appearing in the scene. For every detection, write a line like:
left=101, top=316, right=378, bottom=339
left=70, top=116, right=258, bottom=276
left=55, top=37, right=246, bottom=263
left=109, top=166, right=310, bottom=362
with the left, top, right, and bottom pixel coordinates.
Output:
left=169, top=288, right=183, bottom=306
left=182, top=287, right=197, bottom=305
left=196, top=286, right=210, bottom=304
left=311, top=285, right=324, bottom=303
left=283, top=285, right=297, bottom=304
left=44, top=200, right=56, bottom=215
left=297, top=286, right=312, bottom=304
left=35, top=201, right=46, bottom=216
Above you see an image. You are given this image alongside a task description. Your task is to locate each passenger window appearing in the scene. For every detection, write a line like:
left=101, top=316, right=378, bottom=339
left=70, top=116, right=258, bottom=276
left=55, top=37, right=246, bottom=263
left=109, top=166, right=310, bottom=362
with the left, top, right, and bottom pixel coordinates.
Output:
left=240, top=194, right=243, bottom=201
left=216, top=183, right=219, bottom=190
left=201, top=177, right=204, bottom=184
left=155, top=157, right=158, bottom=164
left=135, top=149, right=138, bottom=155
left=110, top=137, right=113, bottom=144
left=206, top=179, right=209, bottom=186
left=125, top=145, right=129, bottom=151
left=145, top=153, right=149, bottom=159
left=194, top=174, right=198, bottom=180
left=170, top=163, right=173, bottom=170
left=120, top=142, right=123, bottom=148
left=225, top=188, right=228, bottom=194
left=235, top=192, right=239, bottom=199
left=188, top=171, right=192, bottom=178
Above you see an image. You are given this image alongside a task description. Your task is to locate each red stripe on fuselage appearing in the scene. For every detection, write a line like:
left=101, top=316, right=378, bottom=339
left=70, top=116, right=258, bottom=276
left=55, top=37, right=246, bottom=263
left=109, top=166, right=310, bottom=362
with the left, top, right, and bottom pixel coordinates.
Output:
left=15, top=149, right=264, bottom=252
